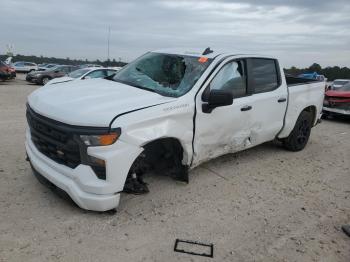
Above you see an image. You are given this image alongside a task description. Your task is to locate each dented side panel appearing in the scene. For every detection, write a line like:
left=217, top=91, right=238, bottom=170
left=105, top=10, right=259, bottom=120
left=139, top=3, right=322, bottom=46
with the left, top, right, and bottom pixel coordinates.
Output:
left=111, top=97, right=195, bottom=166
left=278, top=81, right=324, bottom=138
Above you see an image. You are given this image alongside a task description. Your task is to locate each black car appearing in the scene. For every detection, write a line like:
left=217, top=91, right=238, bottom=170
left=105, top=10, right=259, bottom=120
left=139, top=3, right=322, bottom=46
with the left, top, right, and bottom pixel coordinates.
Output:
left=26, top=65, right=79, bottom=85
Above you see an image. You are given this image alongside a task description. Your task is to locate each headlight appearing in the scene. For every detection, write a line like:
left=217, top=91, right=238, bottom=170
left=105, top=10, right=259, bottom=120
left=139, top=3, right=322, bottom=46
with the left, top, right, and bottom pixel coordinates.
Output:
left=80, top=132, right=120, bottom=146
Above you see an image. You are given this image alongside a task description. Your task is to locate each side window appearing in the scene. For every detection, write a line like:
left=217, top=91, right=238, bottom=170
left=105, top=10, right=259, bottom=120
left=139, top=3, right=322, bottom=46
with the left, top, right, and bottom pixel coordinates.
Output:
left=210, top=61, right=247, bottom=98
left=61, top=67, right=70, bottom=74
left=86, top=70, right=106, bottom=78
left=106, top=70, right=116, bottom=77
left=250, top=59, right=279, bottom=93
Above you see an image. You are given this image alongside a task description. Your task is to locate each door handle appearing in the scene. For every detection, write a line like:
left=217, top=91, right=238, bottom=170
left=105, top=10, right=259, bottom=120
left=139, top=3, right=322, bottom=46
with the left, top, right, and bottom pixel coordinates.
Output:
left=278, top=98, right=287, bottom=103
left=241, top=105, right=252, bottom=111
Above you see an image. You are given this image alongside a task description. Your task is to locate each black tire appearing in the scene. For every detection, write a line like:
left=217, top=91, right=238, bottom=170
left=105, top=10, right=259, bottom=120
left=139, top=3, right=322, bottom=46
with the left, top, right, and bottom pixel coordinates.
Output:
left=283, top=111, right=313, bottom=151
left=41, top=77, right=50, bottom=85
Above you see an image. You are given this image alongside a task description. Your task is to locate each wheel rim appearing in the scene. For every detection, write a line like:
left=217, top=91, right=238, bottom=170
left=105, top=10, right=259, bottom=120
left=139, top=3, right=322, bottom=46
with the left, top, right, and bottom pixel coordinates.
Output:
left=43, top=78, right=49, bottom=85
left=296, top=119, right=310, bottom=145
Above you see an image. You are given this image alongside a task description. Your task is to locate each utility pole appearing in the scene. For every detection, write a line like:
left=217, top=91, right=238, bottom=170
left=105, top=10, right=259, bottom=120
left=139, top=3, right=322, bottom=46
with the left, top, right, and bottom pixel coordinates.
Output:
left=107, top=26, right=111, bottom=67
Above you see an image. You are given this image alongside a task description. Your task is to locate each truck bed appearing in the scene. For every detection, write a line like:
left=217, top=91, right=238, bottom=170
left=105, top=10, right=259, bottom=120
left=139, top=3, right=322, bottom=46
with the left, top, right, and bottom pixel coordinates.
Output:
left=285, top=75, right=321, bottom=87
left=278, top=77, right=325, bottom=138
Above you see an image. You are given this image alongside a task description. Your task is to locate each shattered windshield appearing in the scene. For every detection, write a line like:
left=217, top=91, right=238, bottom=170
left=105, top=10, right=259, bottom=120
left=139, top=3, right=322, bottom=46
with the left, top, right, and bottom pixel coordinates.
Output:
left=112, top=52, right=212, bottom=97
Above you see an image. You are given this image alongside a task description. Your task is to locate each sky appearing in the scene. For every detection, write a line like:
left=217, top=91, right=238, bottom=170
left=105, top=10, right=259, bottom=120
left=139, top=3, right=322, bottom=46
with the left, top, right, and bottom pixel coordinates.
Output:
left=1, top=0, right=350, bottom=67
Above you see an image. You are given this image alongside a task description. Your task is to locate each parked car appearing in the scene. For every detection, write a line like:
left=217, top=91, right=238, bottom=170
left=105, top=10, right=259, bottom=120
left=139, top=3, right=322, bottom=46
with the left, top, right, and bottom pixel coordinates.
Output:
left=37, top=64, right=58, bottom=71
left=0, top=61, right=11, bottom=81
left=323, top=80, right=350, bottom=117
left=46, top=67, right=118, bottom=85
left=25, top=49, right=325, bottom=211
left=0, top=61, right=16, bottom=80
left=12, top=61, right=38, bottom=73
left=79, top=64, right=103, bottom=68
left=328, top=79, right=350, bottom=90
left=7, top=65, right=16, bottom=79
left=26, top=65, right=79, bottom=85
left=298, top=72, right=326, bottom=82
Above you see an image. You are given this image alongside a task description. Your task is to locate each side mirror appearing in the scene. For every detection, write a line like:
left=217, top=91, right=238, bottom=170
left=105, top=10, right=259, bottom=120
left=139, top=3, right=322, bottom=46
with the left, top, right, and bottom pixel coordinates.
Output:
left=202, top=89, right=233, bottom=113
left=84, top=76, right=91, bottom=80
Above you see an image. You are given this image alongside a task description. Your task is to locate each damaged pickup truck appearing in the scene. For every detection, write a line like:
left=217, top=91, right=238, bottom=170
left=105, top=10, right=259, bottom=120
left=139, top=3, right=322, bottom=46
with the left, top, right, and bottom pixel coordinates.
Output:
left=25, top=48, right=325, bottom=211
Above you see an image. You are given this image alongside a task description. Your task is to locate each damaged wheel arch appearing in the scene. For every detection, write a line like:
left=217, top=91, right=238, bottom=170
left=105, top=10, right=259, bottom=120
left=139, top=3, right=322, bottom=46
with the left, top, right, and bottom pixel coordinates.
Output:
left=123, top=137, right=190, bottom=194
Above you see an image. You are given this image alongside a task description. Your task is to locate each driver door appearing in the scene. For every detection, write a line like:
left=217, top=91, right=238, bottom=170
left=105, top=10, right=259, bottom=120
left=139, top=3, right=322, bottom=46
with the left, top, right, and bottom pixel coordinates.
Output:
left=193, top=58, right=254, bottom=165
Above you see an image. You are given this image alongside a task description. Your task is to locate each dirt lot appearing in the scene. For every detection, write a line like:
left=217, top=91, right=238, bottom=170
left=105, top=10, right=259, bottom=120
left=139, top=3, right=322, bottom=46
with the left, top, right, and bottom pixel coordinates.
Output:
left=0, top=74, right=349, bottom=262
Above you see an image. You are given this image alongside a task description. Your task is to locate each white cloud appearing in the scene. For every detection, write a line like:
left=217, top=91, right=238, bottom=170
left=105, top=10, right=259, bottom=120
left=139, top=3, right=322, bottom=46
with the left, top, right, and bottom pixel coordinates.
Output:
left=1, top=0, right=349, bottom=67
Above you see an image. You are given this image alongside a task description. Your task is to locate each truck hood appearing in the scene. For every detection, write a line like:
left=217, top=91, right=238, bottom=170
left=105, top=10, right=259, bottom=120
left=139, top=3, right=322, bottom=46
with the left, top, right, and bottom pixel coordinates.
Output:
left=28, top=78, right=175, bottom=127
left=326, top=90, right=350, bottom=98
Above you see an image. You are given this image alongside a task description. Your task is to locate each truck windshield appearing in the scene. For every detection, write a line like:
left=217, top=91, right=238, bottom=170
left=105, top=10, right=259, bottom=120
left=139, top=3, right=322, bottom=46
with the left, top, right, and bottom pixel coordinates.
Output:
left=333, top=80, right=349, bottom=86
left=112, top=52, right=212, bottom=97
left=335, top=83, right=350, bottom=91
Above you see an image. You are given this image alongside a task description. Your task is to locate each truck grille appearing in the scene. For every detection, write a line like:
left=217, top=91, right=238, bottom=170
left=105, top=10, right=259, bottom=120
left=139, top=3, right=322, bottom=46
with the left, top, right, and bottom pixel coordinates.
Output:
left=26, top=107, right=81, bottom=168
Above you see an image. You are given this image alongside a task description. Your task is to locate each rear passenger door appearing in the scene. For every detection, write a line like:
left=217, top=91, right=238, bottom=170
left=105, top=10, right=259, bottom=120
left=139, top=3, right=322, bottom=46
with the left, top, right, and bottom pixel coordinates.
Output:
left=246, top=58, right=288, bottom=145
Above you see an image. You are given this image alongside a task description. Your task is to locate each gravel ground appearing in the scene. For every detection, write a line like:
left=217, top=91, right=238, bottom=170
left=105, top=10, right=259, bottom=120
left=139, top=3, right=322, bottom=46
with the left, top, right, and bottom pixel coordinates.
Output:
left=0, top=74, right=349, bottom=262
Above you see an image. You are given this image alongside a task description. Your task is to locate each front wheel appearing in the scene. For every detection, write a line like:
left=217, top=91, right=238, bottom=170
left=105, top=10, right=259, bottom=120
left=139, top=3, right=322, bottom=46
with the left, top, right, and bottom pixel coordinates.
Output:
left=41, top=77, right=50, bottom=85
left=283, top=111, right=312, bottom=151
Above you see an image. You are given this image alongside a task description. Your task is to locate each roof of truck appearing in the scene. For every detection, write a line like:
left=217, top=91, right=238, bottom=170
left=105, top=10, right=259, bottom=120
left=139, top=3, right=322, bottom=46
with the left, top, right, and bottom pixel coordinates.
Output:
left=153, top=48, right=273, bottom=60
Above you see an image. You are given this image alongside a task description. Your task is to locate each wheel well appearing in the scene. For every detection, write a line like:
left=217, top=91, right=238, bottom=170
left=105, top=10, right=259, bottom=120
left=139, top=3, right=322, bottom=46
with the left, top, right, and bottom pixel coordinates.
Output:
left=302, top=106, right=317, bottom=125
left=129, top=137, right=189, bottom=181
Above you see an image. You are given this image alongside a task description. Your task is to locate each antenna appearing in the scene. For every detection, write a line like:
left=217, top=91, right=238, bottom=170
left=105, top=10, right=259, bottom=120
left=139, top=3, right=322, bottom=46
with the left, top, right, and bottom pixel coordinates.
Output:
left=202, top=47, right=213, bottom=55
left=107, top=26, right=111, bottom=66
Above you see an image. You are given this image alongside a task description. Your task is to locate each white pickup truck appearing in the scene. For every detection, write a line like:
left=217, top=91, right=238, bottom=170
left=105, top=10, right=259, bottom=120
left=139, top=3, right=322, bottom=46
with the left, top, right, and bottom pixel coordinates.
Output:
left=25, top=48, right=325, bottom=211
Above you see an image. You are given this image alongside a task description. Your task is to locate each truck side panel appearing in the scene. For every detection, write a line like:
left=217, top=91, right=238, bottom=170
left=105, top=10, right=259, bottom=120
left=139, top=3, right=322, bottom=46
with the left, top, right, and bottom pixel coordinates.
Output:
left=278, top=82, right=324, bottom=139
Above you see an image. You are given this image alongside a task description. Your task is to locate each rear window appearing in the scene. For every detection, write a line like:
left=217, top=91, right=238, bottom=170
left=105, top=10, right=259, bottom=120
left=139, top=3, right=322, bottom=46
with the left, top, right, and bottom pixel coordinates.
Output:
left=250, top=59, right=279, bottom=93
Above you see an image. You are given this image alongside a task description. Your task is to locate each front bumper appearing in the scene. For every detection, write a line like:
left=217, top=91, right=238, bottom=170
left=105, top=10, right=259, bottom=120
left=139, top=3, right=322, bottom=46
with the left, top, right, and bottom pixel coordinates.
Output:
left=26, top=75, right=41, bottom=83
left=25, top=129, right=142, bottom=211
left=0, top=72, right=11, bottom=79
left=323, top=106, right=350, bottom=115
left=25, top=130, right=120, bottom=211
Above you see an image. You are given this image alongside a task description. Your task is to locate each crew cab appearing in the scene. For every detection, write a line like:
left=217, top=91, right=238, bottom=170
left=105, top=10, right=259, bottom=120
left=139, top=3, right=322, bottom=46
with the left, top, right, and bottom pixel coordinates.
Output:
left=25, top=49, right=325, bottom=211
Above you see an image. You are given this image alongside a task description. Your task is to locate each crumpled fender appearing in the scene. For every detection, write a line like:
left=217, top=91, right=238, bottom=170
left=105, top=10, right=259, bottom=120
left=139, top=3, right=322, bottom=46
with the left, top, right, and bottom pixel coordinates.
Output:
left=111, top=100, right=195, bottom=166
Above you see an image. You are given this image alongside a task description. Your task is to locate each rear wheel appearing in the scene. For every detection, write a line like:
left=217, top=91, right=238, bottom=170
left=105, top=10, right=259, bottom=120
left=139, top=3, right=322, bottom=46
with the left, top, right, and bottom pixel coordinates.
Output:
left=283, top=111, right=312, bottom=151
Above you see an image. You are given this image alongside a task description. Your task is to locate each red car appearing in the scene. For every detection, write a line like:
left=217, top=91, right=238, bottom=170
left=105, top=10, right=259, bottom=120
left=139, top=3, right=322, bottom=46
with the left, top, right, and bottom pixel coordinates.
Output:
left=0, top=61, right=16, bottom=80
left=323, top=80, right=350, bottom=117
